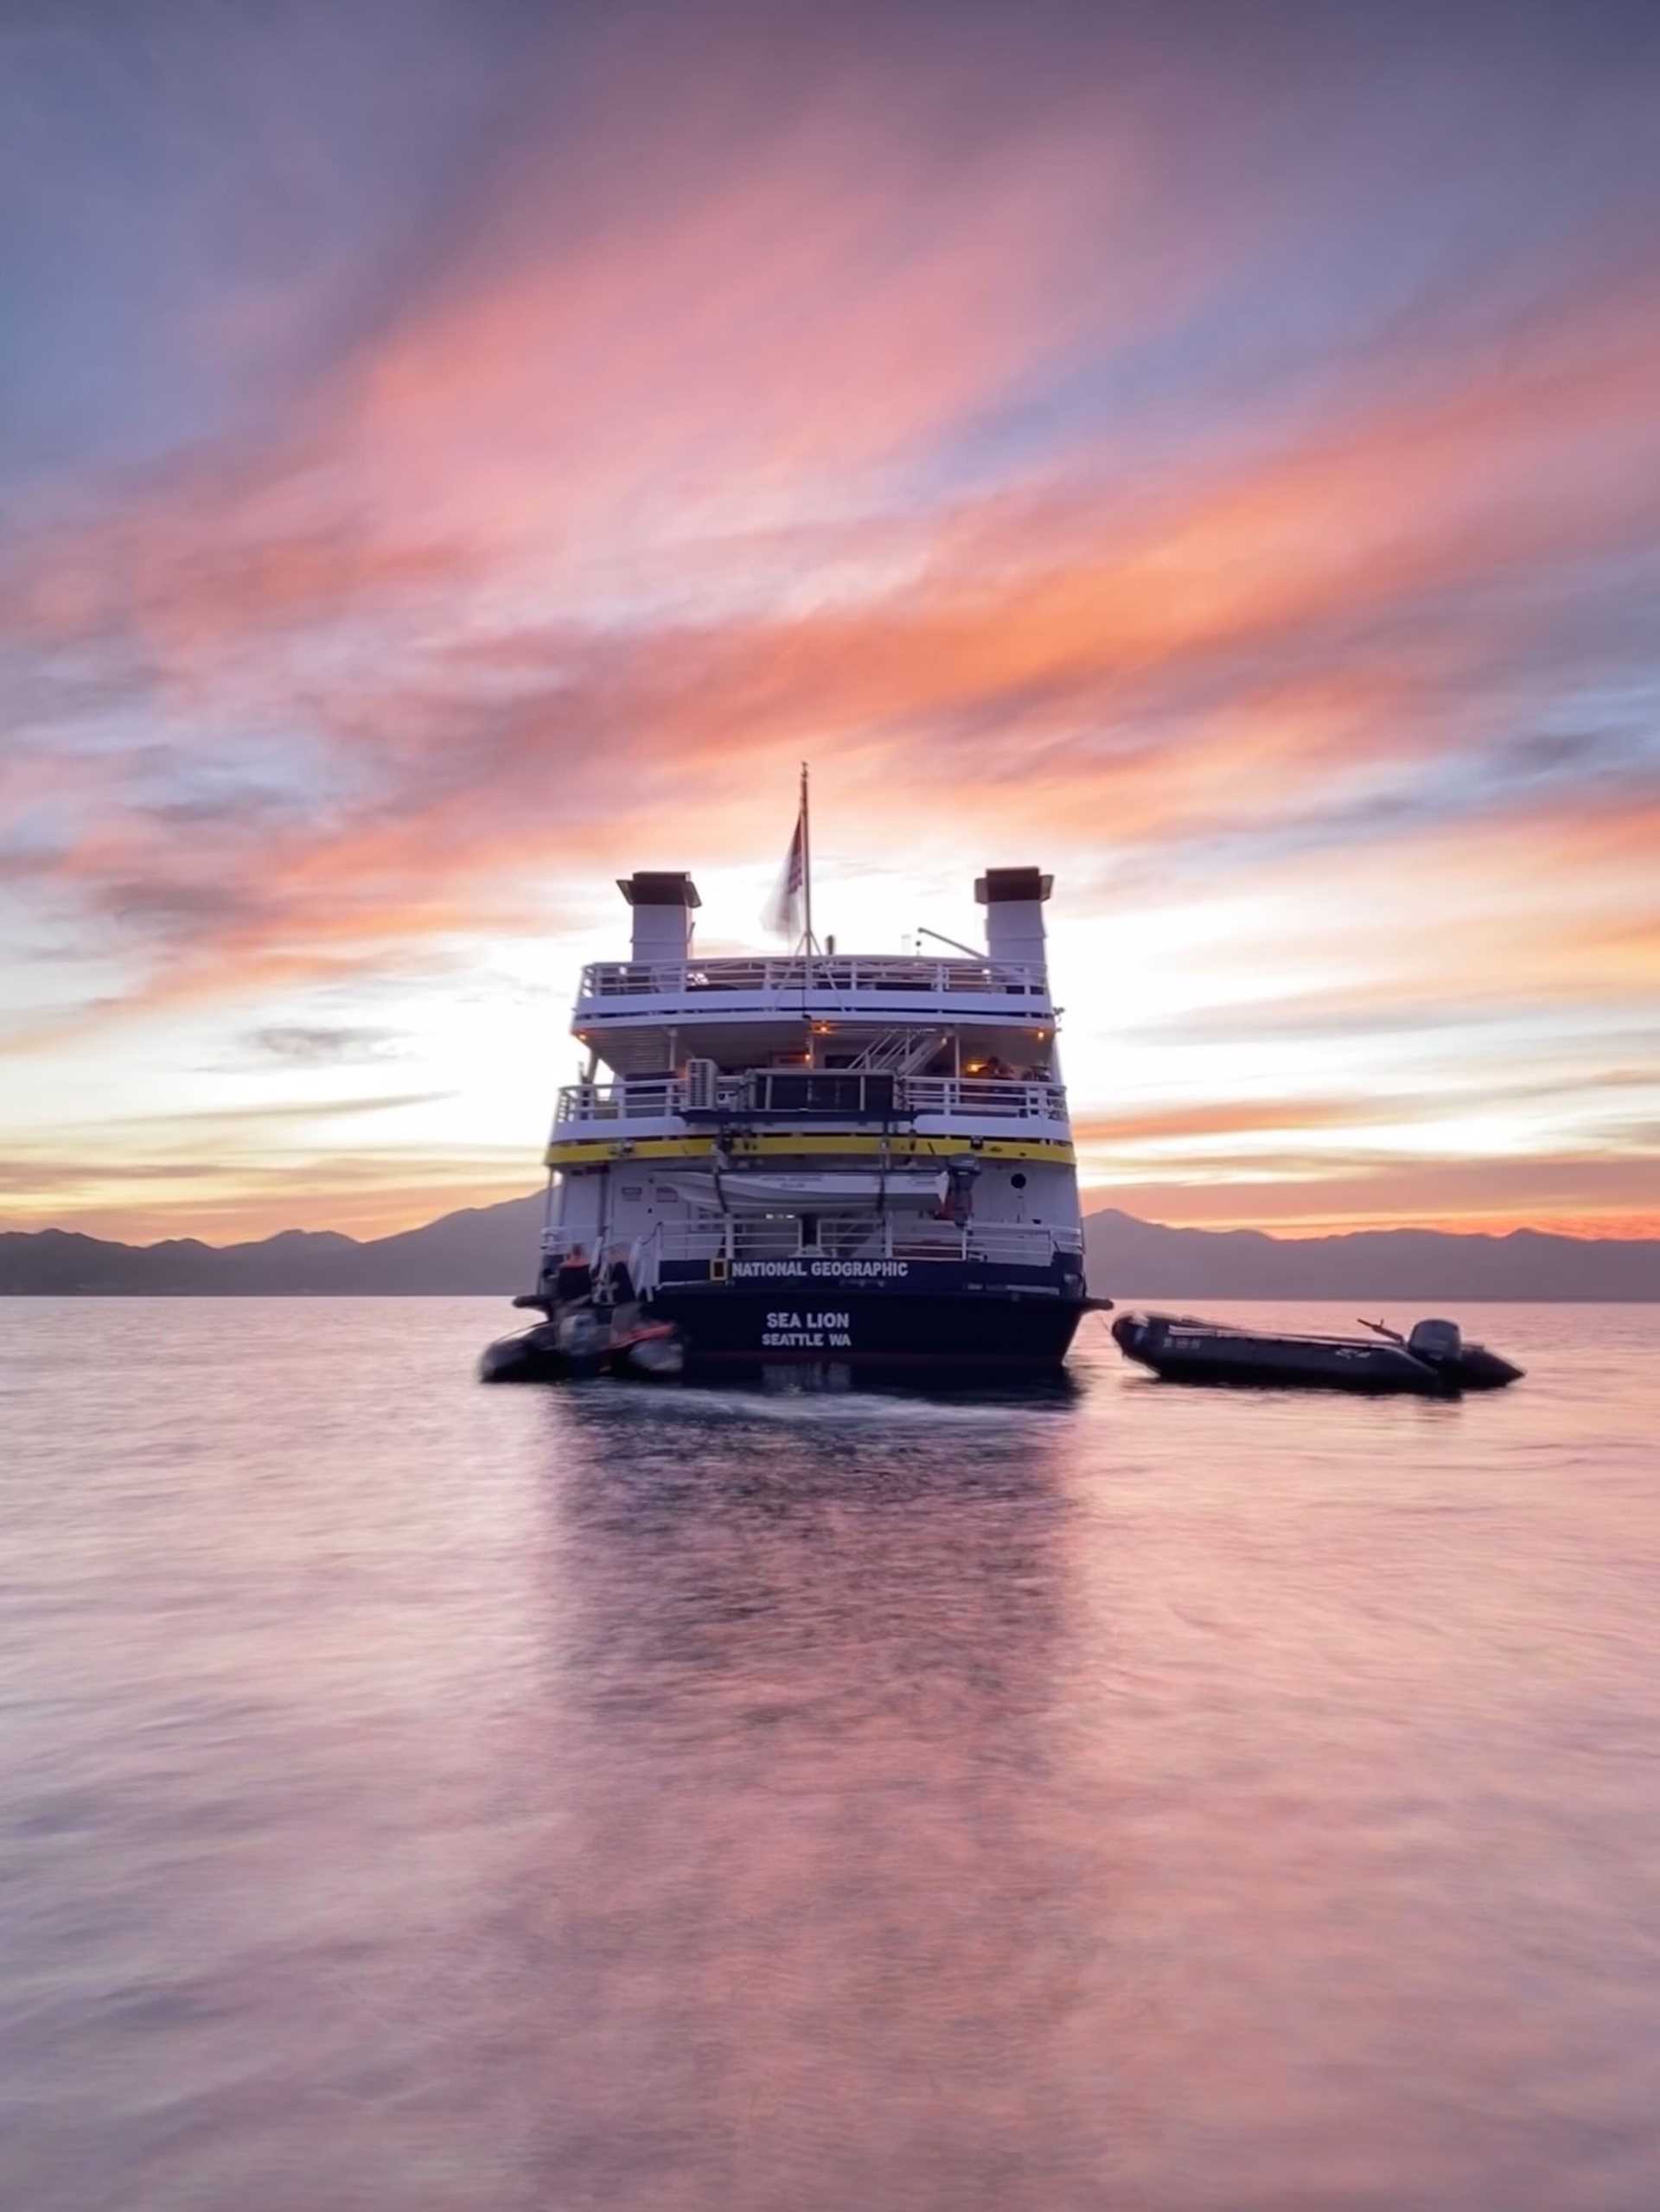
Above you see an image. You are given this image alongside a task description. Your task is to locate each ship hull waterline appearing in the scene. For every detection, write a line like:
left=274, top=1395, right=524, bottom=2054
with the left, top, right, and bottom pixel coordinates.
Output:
left=641, top=1284, right=1092, bottom=1372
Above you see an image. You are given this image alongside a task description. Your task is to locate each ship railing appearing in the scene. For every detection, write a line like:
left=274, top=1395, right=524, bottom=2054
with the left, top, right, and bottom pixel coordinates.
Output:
left=552, top=1074, right=748, bottom=1130
left=884, top=1222, right=1085, bottom=1264
left=902, top=1076, right=1068, bottom=1121
left=576, top=954, right=1049, bottom=1003
left=552, top=1072, right=1068, bottom=1131
left=648, top=1220, right=1083, bottom=1269
left=554, top=1077, right=712, bottom=1125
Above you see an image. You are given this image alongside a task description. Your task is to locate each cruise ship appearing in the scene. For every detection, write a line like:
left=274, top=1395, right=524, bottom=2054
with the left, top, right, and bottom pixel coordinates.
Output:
left=523, top=813, right=1098, bottom=1374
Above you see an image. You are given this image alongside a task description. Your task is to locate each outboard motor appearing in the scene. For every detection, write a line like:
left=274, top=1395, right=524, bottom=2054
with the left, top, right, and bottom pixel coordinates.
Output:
left=1407, top=1317, right=1462, bottom=1365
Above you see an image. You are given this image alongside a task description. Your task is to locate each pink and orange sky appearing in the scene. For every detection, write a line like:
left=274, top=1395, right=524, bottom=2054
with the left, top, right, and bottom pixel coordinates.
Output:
left=3, top=0, right=1657, bottom=1246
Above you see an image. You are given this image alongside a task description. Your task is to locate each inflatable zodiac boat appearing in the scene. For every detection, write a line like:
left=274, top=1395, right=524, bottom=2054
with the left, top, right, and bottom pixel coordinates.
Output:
left=1109, top=1312, right=1523, bottom=1394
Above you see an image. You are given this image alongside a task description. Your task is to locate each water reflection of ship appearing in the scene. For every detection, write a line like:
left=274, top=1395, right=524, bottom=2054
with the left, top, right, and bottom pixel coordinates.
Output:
left=508, top=1393, right=1155, bottom=2209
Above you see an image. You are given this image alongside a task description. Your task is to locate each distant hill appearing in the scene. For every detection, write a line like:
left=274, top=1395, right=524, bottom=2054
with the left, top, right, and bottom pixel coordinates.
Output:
left=1084, top=1208, right=1658, bottom=1302
left=0, top=1195, right=1654, bottom=1298
left=0, top=1193, right=546, bottom=1296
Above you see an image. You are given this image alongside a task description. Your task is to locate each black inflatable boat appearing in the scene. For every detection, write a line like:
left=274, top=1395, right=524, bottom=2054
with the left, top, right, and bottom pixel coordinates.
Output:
left=1110, top=1312, right=1523, bottom=1394
left=479, top=1310, right=685, bottom=1383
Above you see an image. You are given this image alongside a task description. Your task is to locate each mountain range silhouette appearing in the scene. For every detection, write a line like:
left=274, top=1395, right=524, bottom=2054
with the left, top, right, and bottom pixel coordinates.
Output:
left=3, top=1195, right=1654, bottom=1299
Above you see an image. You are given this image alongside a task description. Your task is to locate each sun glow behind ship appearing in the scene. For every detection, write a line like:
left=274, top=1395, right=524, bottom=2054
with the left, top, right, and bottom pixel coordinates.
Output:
left=1, top=0, right=1657, bottom=1245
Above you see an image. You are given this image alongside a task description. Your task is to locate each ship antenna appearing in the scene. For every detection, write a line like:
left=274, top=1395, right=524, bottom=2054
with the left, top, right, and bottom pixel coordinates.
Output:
left=800, top=759, right=816, bottom=957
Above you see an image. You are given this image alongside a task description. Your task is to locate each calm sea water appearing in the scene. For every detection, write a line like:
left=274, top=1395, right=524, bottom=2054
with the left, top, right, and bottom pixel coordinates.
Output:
left=2, top=1297, right=1657, bottom=2211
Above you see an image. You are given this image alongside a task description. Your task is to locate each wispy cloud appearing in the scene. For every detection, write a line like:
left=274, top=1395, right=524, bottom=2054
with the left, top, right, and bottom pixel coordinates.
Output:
left=245, top=1024, right=406, bottom=1066
left=123, top=1093, right=456, bottom=1127
left=3, top=0, right=1660, bottom=1235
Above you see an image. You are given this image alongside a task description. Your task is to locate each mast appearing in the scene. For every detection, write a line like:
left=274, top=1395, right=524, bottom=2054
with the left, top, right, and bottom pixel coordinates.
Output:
left=800, top=759, right=815, bottom=956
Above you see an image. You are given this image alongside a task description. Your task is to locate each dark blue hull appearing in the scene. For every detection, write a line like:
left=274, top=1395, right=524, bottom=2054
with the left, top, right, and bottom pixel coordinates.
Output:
left=646, top=1284, right=1089, bottom=1372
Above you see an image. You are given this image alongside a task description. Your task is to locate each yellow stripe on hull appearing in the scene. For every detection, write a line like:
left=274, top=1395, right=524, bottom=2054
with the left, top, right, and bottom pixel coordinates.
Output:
left=544, top=1131, right=1076, bottom=1170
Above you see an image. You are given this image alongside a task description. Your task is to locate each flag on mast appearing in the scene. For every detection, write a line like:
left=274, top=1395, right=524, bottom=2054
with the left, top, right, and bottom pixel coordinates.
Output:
left=762, top=772, right=810, bottom=945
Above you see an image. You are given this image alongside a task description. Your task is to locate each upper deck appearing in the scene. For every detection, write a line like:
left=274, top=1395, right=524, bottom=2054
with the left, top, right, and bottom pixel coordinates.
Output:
left=574, top=953, right=1054, bottom=1032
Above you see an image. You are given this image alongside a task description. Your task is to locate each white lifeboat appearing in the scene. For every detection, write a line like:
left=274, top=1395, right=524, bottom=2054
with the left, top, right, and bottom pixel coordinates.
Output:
left=660, top=1169, right=948, bottom=1212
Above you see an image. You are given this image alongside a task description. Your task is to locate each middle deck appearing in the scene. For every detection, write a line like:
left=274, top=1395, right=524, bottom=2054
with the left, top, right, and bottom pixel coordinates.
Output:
left=549, top=1070, right=1070, bottom=1148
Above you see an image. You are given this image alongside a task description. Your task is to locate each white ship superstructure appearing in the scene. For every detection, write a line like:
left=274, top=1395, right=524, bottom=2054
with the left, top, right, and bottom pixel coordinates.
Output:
left=528, top=853, right=1091, bottom=1372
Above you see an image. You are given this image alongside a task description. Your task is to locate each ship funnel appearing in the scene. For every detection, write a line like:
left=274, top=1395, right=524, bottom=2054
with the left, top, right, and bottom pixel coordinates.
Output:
left=975, top=866, right=1051, bottom=976
left=618, top=871, right=701, bottom=965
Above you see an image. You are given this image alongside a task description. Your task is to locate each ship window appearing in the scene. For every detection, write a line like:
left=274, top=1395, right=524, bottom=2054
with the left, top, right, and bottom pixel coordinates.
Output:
left=752, top=1072, right=897, bottom=1117
left=1011, top=1172, right=1027, bottom=1189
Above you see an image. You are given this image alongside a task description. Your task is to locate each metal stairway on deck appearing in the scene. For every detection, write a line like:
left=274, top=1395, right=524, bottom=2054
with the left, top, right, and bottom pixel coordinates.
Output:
left=848, top=1030, right=942, bottom=1076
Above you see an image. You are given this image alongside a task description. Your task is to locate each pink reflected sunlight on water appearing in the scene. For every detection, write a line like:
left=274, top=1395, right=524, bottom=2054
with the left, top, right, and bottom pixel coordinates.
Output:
left=1, top=1300, right=1657, bottom=2209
